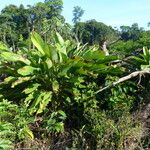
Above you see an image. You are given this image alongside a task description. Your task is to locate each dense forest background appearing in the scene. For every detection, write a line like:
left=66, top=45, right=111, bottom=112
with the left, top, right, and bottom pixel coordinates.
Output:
left=0, top=0, right=149, bottom=149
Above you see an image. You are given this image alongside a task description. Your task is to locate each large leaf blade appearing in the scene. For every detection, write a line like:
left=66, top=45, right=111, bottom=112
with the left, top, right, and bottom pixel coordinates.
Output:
left=31, top=32, right=45, bottom=55
left=1, top=52, right=31, bottom=65
left=17, top=66, right=39, bottom=76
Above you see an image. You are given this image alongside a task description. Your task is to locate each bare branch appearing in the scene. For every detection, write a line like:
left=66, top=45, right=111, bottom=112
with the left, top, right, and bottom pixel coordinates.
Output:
left=96, top=68, right=150, bottom=93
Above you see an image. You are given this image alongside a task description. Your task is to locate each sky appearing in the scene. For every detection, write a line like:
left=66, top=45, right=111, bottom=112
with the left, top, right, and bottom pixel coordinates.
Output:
left=0, top=0, right=150, bottom=29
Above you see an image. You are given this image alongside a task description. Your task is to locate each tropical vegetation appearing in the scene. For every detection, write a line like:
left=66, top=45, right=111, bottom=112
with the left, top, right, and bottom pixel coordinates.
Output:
left=0, top=0, right=149, bottom=150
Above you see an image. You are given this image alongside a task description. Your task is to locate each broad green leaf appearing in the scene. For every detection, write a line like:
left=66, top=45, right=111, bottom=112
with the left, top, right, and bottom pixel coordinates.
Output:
left=1, top=52, right=31, bottom=65
left=31, top=32, right=51, bottom=57
left=143, top=47, right=149, bottom=56
left=23, top=83, right=40, bottom=94
left=45, top=58, right=53, bottom=69
left=141, top=65, right=150, bottom=70
left=24, top=93, right=34, bottom=107
left=17, top=66, right=39, bottom=76
left=43, top=44, right=51, bottom=57
left=4, top=76, right=16, bottom=83
left=58, top=65, right=72, bottom=76
left=82, top=50, right=105, bottom=60
left=31, top=32, right=45, bottom=55
left=11, top=77, right=31, bottom=88
left=143, top=47, right=150, bottom=64
left=0, top=42, right=9, bottom=51
left=65, top=40, right=70, bottom=47
left=55, top=32, right=64, bottom=46
left=58, top=52, right=63, bottom=62
left=29, top=91, right=52, bottom=114
left=32, top=92, right=44, bottom=108
left=29, top=92, right=44, bottom=114
left=51, top=48, right=59, bottom=62
left=52, top=80, right=59, bottom=92
left=37, top=92, right=52, bottom=114
left=56, top=43, right=67, bottom=56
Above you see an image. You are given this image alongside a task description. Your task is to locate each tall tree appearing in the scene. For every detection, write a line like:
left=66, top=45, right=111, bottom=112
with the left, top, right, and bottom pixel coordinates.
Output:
left=120, top=23, right=143, bottom=41
left=74, top=20, right=118, bottom=45
left=73, top=20, right=119, bottom=55
left=0, top=0, right=67, bottom=47
left=72, top=6, right=84, bottom=24
left=45, top=0, right=63, bottom=19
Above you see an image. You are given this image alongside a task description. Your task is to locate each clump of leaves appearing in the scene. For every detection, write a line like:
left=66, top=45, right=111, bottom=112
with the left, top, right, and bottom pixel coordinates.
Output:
left=45, top=110, right=67, bottom=133
left=0, top=99, right=34, bottom=149
left=131, top=47, right=150, bottom=70
left=0, top=31, right=120, bottom=129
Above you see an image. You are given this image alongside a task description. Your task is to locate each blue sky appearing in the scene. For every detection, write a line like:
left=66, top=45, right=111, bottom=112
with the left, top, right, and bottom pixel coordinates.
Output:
left=0, top=0, right=150, bottom=29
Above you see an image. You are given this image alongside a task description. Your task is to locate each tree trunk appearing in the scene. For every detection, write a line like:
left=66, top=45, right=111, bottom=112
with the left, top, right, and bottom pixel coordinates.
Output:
left=102, top=41, right=109, bottom=56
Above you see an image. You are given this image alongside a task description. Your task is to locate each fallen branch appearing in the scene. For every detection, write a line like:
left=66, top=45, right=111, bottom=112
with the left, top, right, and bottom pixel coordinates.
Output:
left=96, top=68, right=150, bottom=93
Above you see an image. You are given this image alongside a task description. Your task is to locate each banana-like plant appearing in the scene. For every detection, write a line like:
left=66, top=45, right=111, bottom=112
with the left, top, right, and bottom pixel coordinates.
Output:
left=0, top=32, right=120, bottom=112
left=132, top=47, right=150, bottom=70
left=0, top=31, right=121, bottom=137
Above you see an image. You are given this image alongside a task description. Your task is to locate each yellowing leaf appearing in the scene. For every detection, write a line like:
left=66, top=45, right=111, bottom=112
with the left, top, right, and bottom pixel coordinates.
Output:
left=4, top=76, right=16, bottom=83
left=17, top=66, right=39, bottom=76
left=45, top=58, right=53, bottom=69
left=52, top=80, right=59, bottom=93
left=23, top=83, right=40, bottom=94
left=24, top=126, right=34, bottom=140
left=1, top=52, right=31, bottom=65
left=11, top=77, right=31, bottom=88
